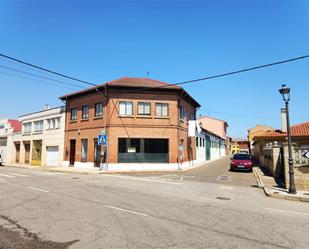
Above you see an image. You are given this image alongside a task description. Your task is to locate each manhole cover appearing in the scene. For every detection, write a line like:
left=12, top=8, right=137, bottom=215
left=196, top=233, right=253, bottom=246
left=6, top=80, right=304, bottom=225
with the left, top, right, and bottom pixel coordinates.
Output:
left=216, top=175, right=232, bottom=181
left=72, top=177, right=79, bottom=180
left=216, top=197, right=231, bottom=201
left=303, top=193, right=309, bottom=196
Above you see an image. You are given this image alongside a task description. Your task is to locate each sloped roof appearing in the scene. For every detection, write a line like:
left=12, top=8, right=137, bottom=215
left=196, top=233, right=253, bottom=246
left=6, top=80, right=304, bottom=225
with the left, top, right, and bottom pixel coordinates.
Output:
left=59, top=77, right=200, bottom=107
left=253, top=122, right=309, bottom=139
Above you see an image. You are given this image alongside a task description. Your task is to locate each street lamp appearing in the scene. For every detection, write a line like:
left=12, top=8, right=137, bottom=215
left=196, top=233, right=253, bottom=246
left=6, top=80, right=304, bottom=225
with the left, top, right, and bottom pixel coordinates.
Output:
left=278, top=84, right=297, bottom=194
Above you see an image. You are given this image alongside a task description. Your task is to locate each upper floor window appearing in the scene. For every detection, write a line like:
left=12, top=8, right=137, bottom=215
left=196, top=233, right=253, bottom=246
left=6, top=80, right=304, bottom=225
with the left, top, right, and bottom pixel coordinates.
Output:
left=119, top=101, right=133, bottom=116
left=82, top=105, right=89, bottom=119
left=47, top=117, right=60, bottom=130
left=155, top=103, right=168, bottom=117
left=33, top=120, right=43, bottom=133
left=23, top=122, right=32, bottom=134
left=179, top=105, right=185, bottom=120
left=95, top=103, right=103, bottom=117
left=71, top=108, right=77, bottom=121
left=138, top=102, right=151, bottom=116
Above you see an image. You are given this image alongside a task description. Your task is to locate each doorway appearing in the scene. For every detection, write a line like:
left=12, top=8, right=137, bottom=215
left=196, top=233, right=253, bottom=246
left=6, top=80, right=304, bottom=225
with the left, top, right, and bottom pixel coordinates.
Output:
left=206, top=136, right=211, bottom=161
left=24, top=142, right=30, bottom=164
left=94, top=139, right=101, bottom=167
left=69, top=140, right=76, bottom=166
left=15, top=143, right=20, bottom=163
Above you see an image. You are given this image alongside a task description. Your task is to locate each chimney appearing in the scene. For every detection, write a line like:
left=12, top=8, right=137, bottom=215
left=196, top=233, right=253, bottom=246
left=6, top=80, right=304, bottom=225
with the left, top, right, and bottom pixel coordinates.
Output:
left=281, top=108, right=287, bottom=132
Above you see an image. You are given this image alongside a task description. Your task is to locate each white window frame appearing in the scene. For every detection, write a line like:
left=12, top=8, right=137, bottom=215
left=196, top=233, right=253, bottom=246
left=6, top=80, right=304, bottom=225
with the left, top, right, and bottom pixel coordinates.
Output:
left=138, top=102, right=151, bottom=115
left=155, top=103, right=168, bottom=117
left=119, top=101, right=133, bottom=116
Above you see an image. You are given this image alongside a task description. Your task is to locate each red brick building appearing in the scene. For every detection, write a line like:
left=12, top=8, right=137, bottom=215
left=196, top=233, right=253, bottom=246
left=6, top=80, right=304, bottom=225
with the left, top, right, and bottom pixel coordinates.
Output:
left=59, top=77, right=200, bottom=170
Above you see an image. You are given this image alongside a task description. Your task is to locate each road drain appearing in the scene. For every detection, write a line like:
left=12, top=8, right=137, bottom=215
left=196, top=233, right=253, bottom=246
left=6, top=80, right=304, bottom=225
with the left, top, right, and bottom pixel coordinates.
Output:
left=216, top=175, right=232, bottom=181
left=216, top=197, right=231, bottom=201
left=72, top=177, right=79, bottom=180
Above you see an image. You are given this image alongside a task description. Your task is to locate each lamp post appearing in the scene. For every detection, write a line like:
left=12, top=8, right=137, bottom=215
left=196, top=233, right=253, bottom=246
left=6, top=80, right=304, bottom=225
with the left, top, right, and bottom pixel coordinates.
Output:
left=278, top=84, right=297, bottom=194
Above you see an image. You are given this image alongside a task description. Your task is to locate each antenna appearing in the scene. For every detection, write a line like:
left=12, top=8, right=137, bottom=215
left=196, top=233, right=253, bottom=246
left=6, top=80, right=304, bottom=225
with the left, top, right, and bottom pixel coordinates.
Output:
left=146, top=71, right=150, bottom=78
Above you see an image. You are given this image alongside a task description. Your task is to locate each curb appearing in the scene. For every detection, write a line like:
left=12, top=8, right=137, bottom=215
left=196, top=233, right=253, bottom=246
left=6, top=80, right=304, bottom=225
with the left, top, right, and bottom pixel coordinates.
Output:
left=5, top=157, right=227, bottom=176
left=252, top=167, right=309, bottom=203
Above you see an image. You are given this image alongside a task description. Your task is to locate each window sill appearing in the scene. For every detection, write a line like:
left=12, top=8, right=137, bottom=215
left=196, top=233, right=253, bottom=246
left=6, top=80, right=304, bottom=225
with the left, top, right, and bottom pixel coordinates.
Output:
left=33, top=131, right=43, bottom=135
left=154, top=116, right=170, bottom=119
left=70, top=120, right=77, bottom=123
left=136, top=115, right=152, bottom=119
left=93, top=116, right=103, bottom=120
left=118, top=115, right=134, bottom=118
left=81, top=118, right=89, bottom=122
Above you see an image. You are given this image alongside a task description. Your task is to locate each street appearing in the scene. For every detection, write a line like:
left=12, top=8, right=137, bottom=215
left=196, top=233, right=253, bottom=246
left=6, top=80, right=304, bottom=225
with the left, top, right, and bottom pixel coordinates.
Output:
left=0, top=157, right=308, bottom=249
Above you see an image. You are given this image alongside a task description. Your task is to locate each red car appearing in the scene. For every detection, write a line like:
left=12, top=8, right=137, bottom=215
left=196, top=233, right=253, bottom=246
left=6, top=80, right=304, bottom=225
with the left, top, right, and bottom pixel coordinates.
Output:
left=230, top=153, right=253, bottom=172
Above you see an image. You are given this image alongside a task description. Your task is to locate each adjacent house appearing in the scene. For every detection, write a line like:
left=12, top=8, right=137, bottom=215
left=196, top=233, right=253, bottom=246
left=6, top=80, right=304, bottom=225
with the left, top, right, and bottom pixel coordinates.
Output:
left=59, top=77, right=200, bottom=171
left=0, top=119, right=21, bottom=164
left=248, top=124, right=275, bottom=155
left=195, top=125, right=225, bottom=163
left=198, top=116, right=228, bottom=155
left=252, top=109, right=309, bottom=190
left=7, top=106, right=65, bottom=167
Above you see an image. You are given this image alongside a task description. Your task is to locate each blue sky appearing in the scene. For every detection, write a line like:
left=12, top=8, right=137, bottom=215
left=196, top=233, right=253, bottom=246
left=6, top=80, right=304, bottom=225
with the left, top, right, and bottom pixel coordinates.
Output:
left=0, top=1, right=308, bottom=138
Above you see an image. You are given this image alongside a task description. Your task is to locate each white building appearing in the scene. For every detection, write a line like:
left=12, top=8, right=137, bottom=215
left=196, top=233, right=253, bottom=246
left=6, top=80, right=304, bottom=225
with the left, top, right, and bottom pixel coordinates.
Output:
left=7, top=106, right=65, bottom=167
left=0, top=119, right=21, bottom=164
left=195, top=127, right=225, bottom=163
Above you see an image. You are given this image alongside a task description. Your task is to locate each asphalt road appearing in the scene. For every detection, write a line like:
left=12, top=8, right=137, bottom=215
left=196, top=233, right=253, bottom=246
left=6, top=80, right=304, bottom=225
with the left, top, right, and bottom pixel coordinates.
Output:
left=0, top=158, right=308, bottom=249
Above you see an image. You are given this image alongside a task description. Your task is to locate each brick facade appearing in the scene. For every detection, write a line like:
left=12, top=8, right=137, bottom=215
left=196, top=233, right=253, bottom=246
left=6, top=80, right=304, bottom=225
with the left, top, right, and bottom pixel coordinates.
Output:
left=61, top=78, right=200, bottom=168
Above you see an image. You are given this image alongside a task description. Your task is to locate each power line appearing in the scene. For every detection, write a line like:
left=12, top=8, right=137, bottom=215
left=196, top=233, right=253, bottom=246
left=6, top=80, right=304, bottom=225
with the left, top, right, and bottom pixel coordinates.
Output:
left=0, top=70, right=80, bottom=91
left=0, top=52, right=96, bottom=87
left=0, top=52, right=309, bottom=92
left=0, top=64, right=84, bottom=89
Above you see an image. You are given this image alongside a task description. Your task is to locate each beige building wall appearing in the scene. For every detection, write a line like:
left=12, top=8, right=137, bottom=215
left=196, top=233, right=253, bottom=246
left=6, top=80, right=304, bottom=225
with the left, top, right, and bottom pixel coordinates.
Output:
left=7, top=107, right=65, bottom=167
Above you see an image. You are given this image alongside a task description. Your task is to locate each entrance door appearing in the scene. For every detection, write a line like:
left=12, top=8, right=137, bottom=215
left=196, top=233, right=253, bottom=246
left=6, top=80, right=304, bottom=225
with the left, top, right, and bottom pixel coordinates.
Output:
left=69, top=140, right=76, bottom=166
left=24, top=143, right=30, bottom=164
left=46, top=146, right=59, bottom=166
left=94, top=139, right=101, bottom=167
left=15, top=143, right=20, bottom=163
left=206, top=136, right=211, bottom=160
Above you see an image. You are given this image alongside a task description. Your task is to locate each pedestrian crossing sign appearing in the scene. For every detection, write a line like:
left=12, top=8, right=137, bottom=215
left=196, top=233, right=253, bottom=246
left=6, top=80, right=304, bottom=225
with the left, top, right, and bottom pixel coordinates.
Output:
left=98, top=134, right=108, bottom=145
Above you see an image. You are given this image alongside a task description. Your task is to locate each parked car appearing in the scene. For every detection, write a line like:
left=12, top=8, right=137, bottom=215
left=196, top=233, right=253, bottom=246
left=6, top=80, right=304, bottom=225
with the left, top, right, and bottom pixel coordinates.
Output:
left=230, top=153, right=252, bottom=172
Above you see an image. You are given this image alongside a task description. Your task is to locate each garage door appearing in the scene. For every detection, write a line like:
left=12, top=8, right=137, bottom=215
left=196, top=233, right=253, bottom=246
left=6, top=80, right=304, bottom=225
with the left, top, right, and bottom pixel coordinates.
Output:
left=46, top=146, right=59, bottom=166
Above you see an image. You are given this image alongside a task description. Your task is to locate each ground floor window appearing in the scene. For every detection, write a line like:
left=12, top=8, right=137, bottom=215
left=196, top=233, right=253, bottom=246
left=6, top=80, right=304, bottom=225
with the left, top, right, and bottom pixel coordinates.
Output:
left=118, top=138, right=169, bottom=163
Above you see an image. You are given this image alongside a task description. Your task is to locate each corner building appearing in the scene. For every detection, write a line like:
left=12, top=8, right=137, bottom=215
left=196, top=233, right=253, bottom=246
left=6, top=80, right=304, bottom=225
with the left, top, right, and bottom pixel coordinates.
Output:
left=60, top=77, right=200, bottom=171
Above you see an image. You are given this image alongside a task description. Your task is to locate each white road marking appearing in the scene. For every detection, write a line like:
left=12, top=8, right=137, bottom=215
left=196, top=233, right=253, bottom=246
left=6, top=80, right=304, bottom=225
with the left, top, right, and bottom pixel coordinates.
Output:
left=0, top=173, right=15, bottom=178
left=264, top=208, right=309, bottom=216
left=33, top=172, right=55, bottom=176
left=28, top=187, right=49, bottom=193
left=104, top=175, right=181, bottom=185
left=104, top=204, right=148, bottom=217
left=9, top=173, right=28, bottom=177
left=220, top=186, right=235, bottom=190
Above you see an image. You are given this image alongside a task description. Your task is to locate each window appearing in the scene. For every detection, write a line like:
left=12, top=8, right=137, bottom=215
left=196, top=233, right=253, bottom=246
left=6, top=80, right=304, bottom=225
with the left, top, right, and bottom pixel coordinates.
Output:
left=138, top=102, right=151, bottom=115
left=71, top=108, right=77, bottom=120
left=47, top=117, right=60, bottom=129
left=33, top=120, right=43, bottom=132
left=119, top=101, right=133, bottom=116
left=23, top=122, right=32, bottom=134
left=179, top=105, right=184, bottom=120
left=82, top=105, right=89, bottom=119
left=81, top=139, right=88, bottom=162
left=196, top=137, right=199, bottom=147
left=200, top=137, right=202, bottom=147
left=155, top=103, right=168, bottom=117
left=95, top=103, right=103, bottom=117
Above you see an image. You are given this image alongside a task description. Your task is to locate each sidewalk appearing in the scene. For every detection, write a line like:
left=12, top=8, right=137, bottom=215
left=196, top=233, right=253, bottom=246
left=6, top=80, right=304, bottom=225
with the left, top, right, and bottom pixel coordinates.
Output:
left=5, top=158, right=224, bottom=175
left=253, top=167, right=309, bottom=202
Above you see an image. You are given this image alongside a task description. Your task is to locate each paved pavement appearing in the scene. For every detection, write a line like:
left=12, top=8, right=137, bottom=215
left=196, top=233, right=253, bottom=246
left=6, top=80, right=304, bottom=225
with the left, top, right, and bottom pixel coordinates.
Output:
left=0, top=158, right=308, bottom=249
left=123, top=156, right=257, bottom=187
